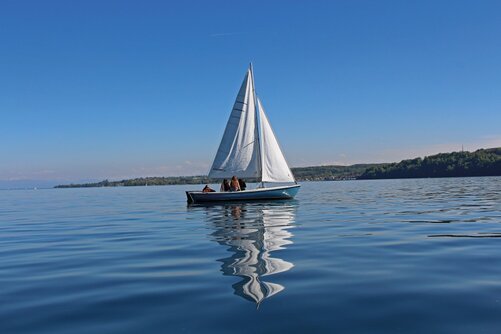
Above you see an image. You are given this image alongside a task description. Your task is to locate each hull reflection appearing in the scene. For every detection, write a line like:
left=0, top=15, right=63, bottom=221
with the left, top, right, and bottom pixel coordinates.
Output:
left=192, top=202, right=296, bottom=305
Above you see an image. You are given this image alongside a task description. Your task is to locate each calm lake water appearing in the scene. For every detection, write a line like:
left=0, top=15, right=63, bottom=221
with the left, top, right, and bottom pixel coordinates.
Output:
left=1, top=177, right=500, bottom=333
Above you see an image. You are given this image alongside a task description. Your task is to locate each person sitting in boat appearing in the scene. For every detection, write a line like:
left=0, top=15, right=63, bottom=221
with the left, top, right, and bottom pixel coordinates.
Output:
left=230, top=176, right=241, bottom=191
left=202, top=185, right=215, bottom=193
left=238, top=178, right=246, bottom=191
left=220, top=179, right=230, bottom=192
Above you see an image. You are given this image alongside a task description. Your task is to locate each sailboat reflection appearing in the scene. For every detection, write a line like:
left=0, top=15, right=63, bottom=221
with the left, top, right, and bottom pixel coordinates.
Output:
left=193, top=202, right=296, bottom=305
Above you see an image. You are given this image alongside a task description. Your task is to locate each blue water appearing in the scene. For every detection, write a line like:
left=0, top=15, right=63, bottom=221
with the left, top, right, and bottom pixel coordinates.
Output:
left=1, top=177, right=500, bottom=333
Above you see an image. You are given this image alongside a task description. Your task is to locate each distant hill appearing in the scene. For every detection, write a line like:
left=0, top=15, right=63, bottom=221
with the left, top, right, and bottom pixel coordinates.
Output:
left=359, top=148, right=501, bottom=179
left=54, top=148, right=501, bottom=188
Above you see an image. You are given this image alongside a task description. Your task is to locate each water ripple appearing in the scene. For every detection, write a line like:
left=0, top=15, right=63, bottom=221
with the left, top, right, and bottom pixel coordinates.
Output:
left=1, top=177, right=500, bottom=333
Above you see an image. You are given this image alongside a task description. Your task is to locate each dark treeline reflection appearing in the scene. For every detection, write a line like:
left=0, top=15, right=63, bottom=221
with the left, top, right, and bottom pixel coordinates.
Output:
left=189, top=202, right=297, bottom=305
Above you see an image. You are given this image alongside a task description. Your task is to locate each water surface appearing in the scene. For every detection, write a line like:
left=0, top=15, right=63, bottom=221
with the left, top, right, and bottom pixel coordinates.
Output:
left=1, top=177, right=500, bottom=333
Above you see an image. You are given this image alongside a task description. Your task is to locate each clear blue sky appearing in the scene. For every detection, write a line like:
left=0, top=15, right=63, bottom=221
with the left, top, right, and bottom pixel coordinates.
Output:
left=1, top=0, right=500, bottom=184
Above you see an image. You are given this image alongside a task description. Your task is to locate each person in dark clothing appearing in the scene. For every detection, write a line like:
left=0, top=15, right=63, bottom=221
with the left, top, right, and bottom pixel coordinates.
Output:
left=220, top=179, right=230, bottom=192
left=238, top=178, right=246, bottom=191
left=230, top=176, right=241, bottom=191
left=202, top=185, right=215, bottom=192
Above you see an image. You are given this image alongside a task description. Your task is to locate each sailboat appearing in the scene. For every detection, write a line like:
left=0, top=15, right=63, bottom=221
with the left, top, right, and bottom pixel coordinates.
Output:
left=186, top=65, right=300, bottom=203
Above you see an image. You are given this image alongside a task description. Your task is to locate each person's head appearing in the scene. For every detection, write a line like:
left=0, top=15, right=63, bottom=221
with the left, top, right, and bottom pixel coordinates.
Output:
left=231, top=176, right=237, bottom=182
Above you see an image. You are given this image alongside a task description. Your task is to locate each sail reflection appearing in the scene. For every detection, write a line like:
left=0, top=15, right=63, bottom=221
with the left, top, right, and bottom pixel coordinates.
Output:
left=193, top=202, right=296, bottom=305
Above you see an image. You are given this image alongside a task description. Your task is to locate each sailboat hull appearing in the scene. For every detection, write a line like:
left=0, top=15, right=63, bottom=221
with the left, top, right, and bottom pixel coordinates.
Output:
left=186, top=185, right=300, bottom=204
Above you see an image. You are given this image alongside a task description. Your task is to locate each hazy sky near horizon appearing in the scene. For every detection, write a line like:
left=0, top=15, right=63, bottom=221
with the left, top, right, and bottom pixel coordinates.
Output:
left=1, top=0, right=500, bottom=182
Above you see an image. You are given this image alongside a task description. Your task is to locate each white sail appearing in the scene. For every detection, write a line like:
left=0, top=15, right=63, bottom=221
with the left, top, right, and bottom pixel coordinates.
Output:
left=257, top=98, right=295, bottom=183
left=208, top=68, right=260, bottom=179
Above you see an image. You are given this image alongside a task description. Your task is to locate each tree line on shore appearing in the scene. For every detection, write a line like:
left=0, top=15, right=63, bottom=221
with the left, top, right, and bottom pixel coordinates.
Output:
left=54, top=147, right=501, bottom=188
left=359, top=148, right=501, bottom=179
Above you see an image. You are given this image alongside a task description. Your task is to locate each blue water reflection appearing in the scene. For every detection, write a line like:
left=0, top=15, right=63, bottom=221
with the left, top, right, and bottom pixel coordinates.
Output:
left=189, top=202, right=296, bottom=305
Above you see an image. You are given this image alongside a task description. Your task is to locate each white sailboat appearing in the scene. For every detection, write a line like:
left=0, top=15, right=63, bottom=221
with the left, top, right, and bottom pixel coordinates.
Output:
left=186, top=64, right=300, bottom=203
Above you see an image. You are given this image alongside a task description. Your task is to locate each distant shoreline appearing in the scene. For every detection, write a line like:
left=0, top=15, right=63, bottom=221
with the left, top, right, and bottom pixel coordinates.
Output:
left=54, top=164, right=375, bottom=189
left=54, top=148, right=501, bottom=188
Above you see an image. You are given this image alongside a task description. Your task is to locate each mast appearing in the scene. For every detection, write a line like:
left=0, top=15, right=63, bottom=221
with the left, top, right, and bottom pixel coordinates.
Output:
left=250, top=63, right=265, bottom=187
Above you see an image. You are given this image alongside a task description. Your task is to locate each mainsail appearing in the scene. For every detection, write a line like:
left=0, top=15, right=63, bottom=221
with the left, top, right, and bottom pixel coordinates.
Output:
left=209, top=68, right=260, bottom=179
left=209, top=65, right=295, bottom=183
